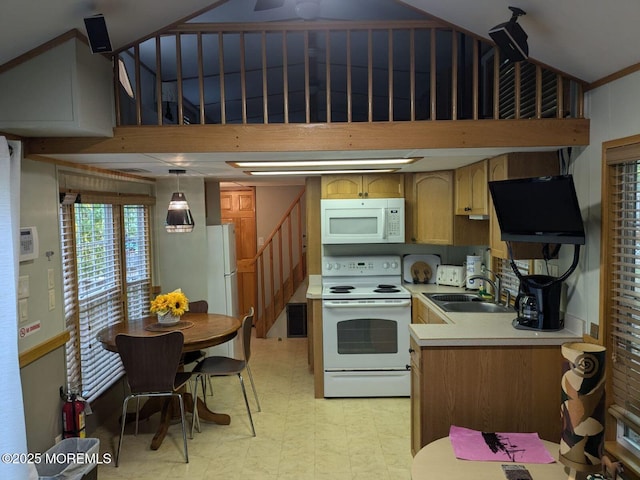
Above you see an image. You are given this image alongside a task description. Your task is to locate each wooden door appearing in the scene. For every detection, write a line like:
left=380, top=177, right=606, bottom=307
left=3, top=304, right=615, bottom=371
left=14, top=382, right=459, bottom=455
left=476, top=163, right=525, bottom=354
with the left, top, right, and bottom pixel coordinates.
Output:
left=220, top=188, right=257, bottom=317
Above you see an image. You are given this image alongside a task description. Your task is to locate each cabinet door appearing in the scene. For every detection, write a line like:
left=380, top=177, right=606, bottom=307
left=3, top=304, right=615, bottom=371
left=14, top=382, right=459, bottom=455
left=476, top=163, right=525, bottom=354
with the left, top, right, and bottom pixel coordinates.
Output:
left=413, top=171, right=453, bottom=244
left=410, top=338, right=423, bottom=456
left=456, top=160, right=488, bottom=215
left=412, top=297, right=426, bottom=324
left=321, top=175, right=363, bottom=198
left=426, top=305, right=447, bottom=324
left=455, top=166, right=472, bottom=215
left=469, top=160, right=488, bottom=215
left=364, top=173, right=404, bottom=198
left=489, top=156, right=509, bottom=258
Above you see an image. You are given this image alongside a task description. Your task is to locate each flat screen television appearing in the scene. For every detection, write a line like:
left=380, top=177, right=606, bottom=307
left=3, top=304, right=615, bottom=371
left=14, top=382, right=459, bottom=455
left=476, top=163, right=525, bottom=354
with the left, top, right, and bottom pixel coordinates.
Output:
left=488, top=175, right=585, bottom=245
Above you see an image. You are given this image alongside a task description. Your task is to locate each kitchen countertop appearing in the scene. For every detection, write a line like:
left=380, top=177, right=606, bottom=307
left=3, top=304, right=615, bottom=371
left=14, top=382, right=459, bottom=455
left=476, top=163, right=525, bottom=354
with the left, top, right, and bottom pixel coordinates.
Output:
left=405, top=283, right=583, bottom=347
left=305, top=277, right=583, bottom=347
left=305, top=275, right=322, bottom=299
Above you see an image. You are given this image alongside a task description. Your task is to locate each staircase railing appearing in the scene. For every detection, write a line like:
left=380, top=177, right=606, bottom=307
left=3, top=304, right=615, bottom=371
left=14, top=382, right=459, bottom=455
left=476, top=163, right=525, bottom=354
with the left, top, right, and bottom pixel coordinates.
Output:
left=250, top=188, right=306, bottom=337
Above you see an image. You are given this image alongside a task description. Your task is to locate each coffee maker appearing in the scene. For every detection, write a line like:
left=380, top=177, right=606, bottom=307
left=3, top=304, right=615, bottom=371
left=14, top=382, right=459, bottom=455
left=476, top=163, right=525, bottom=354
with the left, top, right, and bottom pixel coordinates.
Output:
left=509, top=243, right=581, bottom=332
left=514, top=275, right=564, bottom=331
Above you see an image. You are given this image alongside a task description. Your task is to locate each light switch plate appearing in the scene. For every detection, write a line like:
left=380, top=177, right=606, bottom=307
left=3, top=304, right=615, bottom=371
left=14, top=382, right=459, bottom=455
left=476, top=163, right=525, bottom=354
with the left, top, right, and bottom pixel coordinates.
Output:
left=48, top=289, right=55, bottom=311
left=18, top=298, right=28, bottom=322
left=18, top=275, right=29, bottom=299
left=47, top=268, right=55, bottom=289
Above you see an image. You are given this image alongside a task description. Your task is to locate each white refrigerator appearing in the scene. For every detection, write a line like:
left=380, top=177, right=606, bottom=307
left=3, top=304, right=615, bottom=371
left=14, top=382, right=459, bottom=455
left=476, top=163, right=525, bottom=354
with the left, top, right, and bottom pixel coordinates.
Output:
left=206, top=223, right=239, bottom=357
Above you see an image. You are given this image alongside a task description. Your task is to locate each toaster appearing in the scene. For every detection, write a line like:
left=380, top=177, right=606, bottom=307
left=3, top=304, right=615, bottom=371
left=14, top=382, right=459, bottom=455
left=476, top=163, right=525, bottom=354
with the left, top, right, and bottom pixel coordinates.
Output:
left=436, top=265, right=466, bottom=287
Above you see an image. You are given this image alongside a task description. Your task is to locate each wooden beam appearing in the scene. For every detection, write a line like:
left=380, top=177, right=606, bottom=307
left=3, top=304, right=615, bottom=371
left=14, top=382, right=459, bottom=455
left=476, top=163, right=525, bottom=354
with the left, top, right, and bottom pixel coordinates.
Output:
left=27, top=118, right=590, bottom=155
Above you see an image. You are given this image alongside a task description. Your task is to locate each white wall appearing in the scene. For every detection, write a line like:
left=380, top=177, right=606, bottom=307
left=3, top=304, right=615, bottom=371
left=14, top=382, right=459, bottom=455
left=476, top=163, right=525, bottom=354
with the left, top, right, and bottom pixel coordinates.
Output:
left=563, top=71, right=640, bottom=331
left=154, top=176, right=209, bottom=303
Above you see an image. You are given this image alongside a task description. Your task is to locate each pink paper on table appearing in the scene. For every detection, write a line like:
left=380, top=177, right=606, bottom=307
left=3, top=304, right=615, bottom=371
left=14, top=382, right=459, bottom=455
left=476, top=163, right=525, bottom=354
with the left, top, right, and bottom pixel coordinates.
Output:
left=449, top=425, right=556, bottom=464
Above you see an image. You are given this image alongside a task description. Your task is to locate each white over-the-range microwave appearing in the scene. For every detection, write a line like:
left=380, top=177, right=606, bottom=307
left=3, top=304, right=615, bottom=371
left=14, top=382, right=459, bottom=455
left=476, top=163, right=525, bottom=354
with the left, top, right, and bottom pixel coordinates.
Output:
left=320, top=198, right=405, bottom=244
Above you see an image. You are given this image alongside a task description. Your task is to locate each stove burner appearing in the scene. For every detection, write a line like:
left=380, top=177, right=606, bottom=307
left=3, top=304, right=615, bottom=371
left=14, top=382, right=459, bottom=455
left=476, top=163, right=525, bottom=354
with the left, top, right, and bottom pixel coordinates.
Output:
left=374, top=284, right=401, bottom=293
left=329, top=285, right=355, bottom=294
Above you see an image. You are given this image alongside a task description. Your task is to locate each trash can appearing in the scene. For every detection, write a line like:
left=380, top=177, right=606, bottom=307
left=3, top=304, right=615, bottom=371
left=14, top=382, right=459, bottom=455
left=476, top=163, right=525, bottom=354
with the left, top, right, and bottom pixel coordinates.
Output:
left=35, top=438, right=100, bottom=480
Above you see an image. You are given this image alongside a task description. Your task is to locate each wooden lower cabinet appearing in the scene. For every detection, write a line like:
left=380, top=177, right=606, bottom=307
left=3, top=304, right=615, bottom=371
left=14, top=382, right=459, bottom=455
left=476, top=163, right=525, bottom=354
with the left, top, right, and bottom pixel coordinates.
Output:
left=412, top=298, right=448, bottom=325
left=410, top=338, right=562, bottom=455
left=410, top=340, right=423, bottom=455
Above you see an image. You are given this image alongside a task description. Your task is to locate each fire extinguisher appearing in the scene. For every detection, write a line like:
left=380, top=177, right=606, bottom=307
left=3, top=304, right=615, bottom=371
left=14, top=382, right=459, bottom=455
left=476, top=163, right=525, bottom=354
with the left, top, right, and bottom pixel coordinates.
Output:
left=62, top=389, right=86, bottom=438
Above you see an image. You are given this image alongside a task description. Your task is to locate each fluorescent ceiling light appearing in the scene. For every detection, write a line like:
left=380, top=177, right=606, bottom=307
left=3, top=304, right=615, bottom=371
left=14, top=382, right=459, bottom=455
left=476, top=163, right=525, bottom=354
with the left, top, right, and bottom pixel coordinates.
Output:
left=228, top=158, right=419, bottom=168
left=247, top=168, right=399, bottom=176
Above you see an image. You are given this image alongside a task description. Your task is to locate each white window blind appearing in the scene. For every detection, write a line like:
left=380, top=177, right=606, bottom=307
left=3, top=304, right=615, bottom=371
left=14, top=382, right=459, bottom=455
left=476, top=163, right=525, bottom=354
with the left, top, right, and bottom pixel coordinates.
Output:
left=123, top=205, right=151, bottom=321
left=608, top=159, right=640, bottom=437
left=61, top=201, right=152, bottom=403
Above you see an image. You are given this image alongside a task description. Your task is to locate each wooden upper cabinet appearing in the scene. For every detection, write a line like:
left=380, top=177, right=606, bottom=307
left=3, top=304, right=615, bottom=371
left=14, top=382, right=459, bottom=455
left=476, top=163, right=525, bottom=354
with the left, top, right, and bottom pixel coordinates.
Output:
left=489, top=152, right=559, bottom=259
left=409, top=171, right=488, bottom=246
left=321, top=173, right=404, bottom=199
left=412, top=171, right=454, bottom=245
left=455, top=160, right=489, bottom=216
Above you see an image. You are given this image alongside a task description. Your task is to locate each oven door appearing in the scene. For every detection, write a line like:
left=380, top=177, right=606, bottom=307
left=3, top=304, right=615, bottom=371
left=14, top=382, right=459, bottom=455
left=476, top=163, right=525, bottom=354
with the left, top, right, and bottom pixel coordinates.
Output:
left=322, top=298, right=411, bottom=370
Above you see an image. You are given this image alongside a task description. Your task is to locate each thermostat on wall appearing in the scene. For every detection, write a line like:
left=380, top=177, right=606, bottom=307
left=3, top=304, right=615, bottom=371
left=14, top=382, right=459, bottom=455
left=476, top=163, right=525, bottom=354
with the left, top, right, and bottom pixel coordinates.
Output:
left=19, top=226, right=39, bottom=262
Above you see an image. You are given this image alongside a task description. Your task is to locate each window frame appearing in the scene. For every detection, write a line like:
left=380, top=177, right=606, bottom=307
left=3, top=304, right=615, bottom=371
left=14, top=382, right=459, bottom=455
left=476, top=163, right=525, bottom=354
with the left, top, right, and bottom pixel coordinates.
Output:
left=61, top=196, right=153, bottom=403
left=601, top=134, right=640, bottom=476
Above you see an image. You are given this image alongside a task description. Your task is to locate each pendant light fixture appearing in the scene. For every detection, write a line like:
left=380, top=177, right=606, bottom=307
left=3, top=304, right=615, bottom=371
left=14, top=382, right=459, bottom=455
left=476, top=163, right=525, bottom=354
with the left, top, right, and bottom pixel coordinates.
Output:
left=165, top=169, right=194, bottom=233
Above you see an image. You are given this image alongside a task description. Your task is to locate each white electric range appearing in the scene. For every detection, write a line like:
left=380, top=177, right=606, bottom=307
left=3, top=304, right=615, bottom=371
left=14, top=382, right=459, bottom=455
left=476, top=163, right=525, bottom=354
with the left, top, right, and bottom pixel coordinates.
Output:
left=321, top=255, right=411, bottom=397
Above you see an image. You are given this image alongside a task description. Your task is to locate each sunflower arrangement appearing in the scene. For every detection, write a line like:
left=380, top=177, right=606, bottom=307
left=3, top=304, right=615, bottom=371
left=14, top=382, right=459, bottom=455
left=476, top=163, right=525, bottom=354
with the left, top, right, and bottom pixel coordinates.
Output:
left=150, top=288, right=190, bottom=316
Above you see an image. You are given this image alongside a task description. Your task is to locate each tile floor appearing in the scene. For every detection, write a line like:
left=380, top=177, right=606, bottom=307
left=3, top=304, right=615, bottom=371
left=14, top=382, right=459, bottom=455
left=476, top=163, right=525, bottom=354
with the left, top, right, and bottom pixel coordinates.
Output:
left=93, top=335, right=412, bottom=479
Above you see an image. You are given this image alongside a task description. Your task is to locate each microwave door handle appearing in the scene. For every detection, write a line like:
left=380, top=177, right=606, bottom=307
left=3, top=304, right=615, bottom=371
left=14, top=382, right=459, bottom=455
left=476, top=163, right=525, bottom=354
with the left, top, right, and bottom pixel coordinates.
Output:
left=381, top=208, right=387, bottom=239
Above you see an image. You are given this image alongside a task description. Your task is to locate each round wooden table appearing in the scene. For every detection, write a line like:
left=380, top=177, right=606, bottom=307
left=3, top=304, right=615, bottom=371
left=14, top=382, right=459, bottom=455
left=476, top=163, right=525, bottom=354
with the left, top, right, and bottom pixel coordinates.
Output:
left=412, top=437, right=569, bottom=479
left=97, top=312, right=241, bottom=450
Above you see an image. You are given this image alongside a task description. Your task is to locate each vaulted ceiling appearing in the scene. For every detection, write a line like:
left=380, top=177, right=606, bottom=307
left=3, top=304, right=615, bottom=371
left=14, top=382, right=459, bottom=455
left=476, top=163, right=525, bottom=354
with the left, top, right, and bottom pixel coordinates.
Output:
left=2, top=0, right=637, bottom=182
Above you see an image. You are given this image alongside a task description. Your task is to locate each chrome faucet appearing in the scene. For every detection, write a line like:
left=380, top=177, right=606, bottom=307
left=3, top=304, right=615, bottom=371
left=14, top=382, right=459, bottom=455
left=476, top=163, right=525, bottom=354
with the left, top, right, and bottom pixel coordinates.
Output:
left=468, top=266, right=504, bottom=304
left=482, top=267, right=502, bottom=301
left=467, top=275, right=499, bottom=302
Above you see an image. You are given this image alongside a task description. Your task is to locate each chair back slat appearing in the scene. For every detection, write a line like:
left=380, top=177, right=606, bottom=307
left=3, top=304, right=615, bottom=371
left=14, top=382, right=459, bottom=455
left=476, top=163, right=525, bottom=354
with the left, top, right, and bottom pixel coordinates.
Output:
left=116, top=331, right=184, bottom=394
left=242, top=307, right=255, bottom=363
left=189, top=300, right=208, bottom=313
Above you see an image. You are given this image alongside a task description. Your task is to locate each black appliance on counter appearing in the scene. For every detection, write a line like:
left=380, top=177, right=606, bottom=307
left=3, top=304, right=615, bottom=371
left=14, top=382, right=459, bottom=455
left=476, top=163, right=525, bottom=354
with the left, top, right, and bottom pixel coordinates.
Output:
left=488, top=175, right=586, bottom=331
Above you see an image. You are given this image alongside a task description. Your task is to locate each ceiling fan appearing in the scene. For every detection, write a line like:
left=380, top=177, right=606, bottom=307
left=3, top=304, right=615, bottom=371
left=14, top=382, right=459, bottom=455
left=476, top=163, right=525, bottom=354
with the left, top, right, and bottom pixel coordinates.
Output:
left=254, top=0, right=322, bottom=20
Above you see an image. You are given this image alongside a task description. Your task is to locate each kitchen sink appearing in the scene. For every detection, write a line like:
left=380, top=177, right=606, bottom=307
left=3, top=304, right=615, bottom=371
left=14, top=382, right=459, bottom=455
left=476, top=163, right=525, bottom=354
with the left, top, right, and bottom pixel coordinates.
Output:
left=423, top=292, right=513, bottom=313
left=424, top=293, right=484, bottom=303
left=439, top=302, right=513, bottom=313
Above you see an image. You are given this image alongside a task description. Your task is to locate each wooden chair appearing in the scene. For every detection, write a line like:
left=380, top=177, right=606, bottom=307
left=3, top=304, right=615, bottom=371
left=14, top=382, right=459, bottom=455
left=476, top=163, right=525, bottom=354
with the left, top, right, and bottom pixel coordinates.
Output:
left=191, top=307, right=260, bottom=437
left=182, top=300, right=208, bottom=366
left=115, top=331, right=191, bottom=466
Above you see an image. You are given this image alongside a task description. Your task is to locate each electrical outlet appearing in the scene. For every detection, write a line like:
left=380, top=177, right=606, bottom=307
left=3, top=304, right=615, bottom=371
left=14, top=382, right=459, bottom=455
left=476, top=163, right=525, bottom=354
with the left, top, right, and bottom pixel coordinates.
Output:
left=589, top=323, right=599, bottom=339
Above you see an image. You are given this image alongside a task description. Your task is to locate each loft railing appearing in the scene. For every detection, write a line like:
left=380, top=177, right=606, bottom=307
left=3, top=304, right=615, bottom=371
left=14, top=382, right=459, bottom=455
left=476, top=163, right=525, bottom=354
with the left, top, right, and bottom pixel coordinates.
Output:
left=249, top=188, right=306, bottom=338
left=114, top=20, right=585, bottom=127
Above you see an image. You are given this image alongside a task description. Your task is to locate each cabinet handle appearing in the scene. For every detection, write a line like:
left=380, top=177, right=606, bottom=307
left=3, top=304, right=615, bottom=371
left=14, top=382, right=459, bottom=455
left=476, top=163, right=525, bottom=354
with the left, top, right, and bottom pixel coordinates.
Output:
left=464, top=206, right=472, bottom=211
left=359, top=192, right=363, bottom=197
left=409, top=348, right=415, bottom=353
left=364, top=192, right=368, bottom=197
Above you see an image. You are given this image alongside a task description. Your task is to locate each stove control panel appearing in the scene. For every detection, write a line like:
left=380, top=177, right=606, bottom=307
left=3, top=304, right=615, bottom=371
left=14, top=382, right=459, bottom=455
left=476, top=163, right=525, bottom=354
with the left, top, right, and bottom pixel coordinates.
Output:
left=323, top=255, right=401, bottom=276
